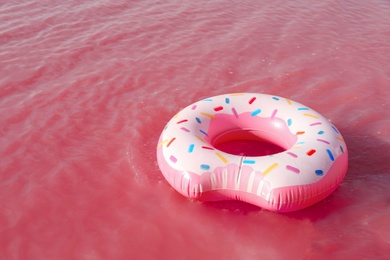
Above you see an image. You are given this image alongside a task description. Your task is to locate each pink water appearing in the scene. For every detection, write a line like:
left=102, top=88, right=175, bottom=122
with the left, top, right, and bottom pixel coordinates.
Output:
left=1, top=0, right=389, bottom=259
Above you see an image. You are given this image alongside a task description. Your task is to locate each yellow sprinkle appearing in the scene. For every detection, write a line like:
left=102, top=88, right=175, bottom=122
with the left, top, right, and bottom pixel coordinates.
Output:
left=229, top=93, right=245, bottom=96
left=215, top=152, right=228, bottom=164
left=304, top=113, right=319, bottom=119
left=200, top=112, right=215, bottom=119
left=157, top=139, right=168, bottom=148
left=195, top=135, right=206, bottom=143
left=286, top=99, right=292, bottom=105
left=263, top=163, right=278, bottom=176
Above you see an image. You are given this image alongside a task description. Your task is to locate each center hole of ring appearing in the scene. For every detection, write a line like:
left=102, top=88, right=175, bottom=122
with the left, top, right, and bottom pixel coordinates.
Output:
left=212, top=129, right=287, bottom=157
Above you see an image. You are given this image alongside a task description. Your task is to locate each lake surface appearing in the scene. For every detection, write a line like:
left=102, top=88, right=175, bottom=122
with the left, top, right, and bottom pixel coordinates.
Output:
left=1, top=0, right=389, bottom=259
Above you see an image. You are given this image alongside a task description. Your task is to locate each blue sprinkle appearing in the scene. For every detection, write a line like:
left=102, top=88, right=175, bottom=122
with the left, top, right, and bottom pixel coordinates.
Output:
left=188, top=144, right=194, bottom=153
left=315, top=170, right=324, bottom=176
left=225, top=98, right=230, bottom=104
left=195, top=117, right=201, bottom=124
left=331, top=125, right=339, bottom=133
left=340, top=146, right=344, bottom=154
left=251, top=109, right=261, bottom=116
left=298, top=107, right=309, bottom=110
left=203, top=98, right=213, bottom=102
left=199, top=129, right=208, bottom=136
left=297, top=141, right=305, bottom=145
left=318, top=130, right=324, bottom=135
left=326, top=149, right=334, bottom=161
left=272, top=97, right=280, bottom=100
left=243, top=160, right=255, bottom=164
left=164, top=125, right=168, bottom=130
left=200, top=164, right=210, bottom=170
left=287, top=118, right=292, bottom=126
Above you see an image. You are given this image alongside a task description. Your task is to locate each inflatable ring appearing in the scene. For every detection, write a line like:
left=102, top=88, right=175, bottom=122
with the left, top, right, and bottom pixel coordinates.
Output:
left=157, top=93, right=348, bottom=212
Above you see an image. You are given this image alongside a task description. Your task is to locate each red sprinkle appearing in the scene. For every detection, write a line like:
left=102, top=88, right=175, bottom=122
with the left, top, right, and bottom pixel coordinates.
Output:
left=306, top=149, right=316, bottom=156
left=249, top=97, right=256, bottom=104
left=201, top=146, right=214, bottom=150
left=214, top=106, right=223, bottom=111
left=176, top=119, right=188, bottom=124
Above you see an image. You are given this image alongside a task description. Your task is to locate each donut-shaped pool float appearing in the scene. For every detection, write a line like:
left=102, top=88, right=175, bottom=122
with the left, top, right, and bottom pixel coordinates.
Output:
left=157, top=93, right=348, bottom=212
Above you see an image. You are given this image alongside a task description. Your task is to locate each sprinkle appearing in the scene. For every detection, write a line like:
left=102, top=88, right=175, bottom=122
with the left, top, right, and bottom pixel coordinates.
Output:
left=263, top=163, right=278, bottom=176
left=287, top=152, right=298, bottom=158
left=270, top=109, right=278, bottom=119
left=287, top=118, right=292, bottom=126
left=200, top=164, right=210, bottom=171
left=158, top=139, right=168, bottom=148
left=286, top=99, right=292, bottom=105
left=200, top=112, right=215, bottom=119
left=337, top=136, right=344, bottom=142
left=195, top=135, right=206, bottom=143
left=199, top=129, right=208, bottom=137
left=272, top=97, right=280, bottom=100
left=202, top=146, right=214, bottom=150
left=203, top=98, right=213, bottom=102
left=298, top=107, right=309, bottom=110
left=180, top=127, right=190, bottom=132
left=191, top=105, right=197, bottom=110
left=232, top=107, right=239, bottom=118
left=315, top=170, right=324, bottom=176
left=297, top=141, right=305, bottom=144
left=310, top=122, right=322, bottom=126
left=188, top=144, right=195, bottom=153
left=296, top=131, right=305, bottom=135
left=225, top=98, right=230, bottom=104
left=249, top=97, right=256, bottom=104
left=318, top=131, right=324, bottom=135
left=306, top=149, right=316, bottom=156
left=326, top=149, right=334, bottom=161
left=286, top=165, right=300, bottom=173
left=340, top=146, right=344, bottom=154
left=230, top=93, right=244, bottom=96
left=304, top=113, right=319, bottom=119
left=177, top=119, right=188, bottom=124
left=215, top=152, right=228, bottom=164
left=243, top=159, right=256, bottom=164
left=195, top=117, right=202, bottom=124
left=167, top=138, right=176, bottom=147
left=317, top=139, right=330, bottom=144
left=169, top=155, right=177, bottom=163
left=214, top=106, right=223, bottom=111
left=251, top=109, right=261, bottom=116
left=332, top=125, right=339, bottom=133
left=164, top=125, right=168, bottom=131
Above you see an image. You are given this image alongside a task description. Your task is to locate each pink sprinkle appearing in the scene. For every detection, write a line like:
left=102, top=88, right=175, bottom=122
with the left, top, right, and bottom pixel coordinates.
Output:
left=310, top=122, right=322, bottom=126
left=232, top=107, right=239, bottom=118
left=271, top=109, right=278, bottom=119
left=180, top=127, right=190, bottom=132
left=317, top=139, right=330, bottom=144
left=191, top=105, right=197, bottom=110
left=286, top=165, right=300, bottom=174
left=287, top=152, right=298, bottom=158
left=169, top=155, right=177, bottom=163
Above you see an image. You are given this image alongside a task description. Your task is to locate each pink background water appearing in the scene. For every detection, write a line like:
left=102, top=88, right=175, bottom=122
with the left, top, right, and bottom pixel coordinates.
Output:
left=1, top=0, right=389, bottom=259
